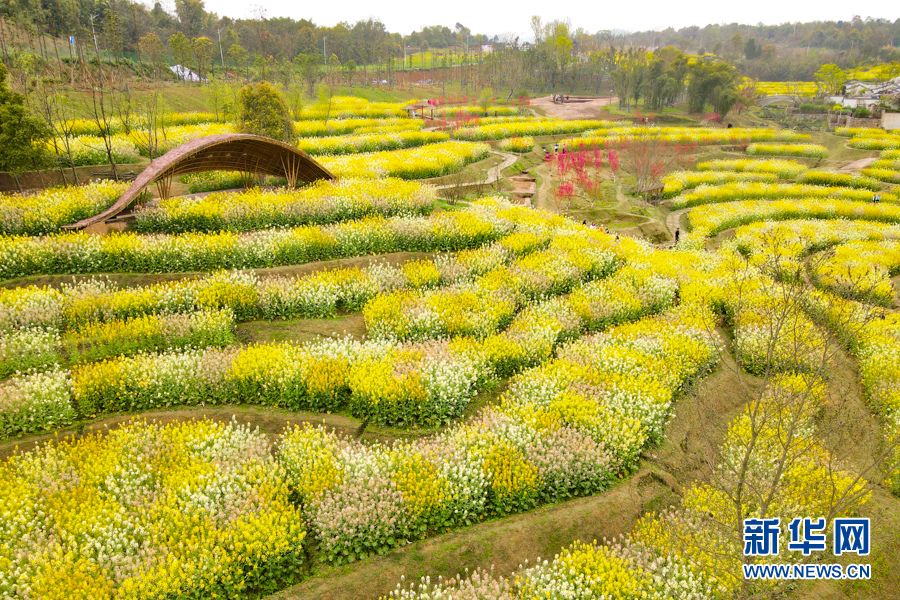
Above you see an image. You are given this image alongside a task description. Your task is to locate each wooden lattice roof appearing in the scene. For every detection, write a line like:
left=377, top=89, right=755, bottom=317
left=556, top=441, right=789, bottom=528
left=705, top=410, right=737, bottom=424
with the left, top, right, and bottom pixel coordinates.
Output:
left=65, top=133, right=336, bottom=230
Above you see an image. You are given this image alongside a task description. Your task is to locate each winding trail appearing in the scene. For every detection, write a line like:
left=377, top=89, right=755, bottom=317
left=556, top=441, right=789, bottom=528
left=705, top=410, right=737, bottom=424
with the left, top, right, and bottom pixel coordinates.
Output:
left=666, top=208, right=689, bottom=239
left=837, top=157, right=878, bottom=173
left=431, top=151, right=518, bottom=190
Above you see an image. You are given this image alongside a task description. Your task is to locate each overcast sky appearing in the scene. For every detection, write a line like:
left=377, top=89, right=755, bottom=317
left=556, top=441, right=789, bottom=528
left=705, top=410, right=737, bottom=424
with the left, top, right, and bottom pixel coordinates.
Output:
left=197, top=1, right=900, bottom=39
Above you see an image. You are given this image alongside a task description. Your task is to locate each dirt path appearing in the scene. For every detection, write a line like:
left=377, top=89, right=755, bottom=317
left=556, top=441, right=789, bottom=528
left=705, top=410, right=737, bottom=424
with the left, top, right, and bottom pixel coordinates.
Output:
left=530, top=96, right=619, bottom=120
left=431, top=151, right=517, bottom=190
left=837, top=157, right=879, bottom=173
left=665, top=208, right=688, bottom=240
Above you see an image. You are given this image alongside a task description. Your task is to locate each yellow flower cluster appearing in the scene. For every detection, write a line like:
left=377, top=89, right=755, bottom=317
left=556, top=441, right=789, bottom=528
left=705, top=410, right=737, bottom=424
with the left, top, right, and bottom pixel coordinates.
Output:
left=295, top=97, right=408, bottom=119
left=696, top=158, right=809, bottom=178
left=861, top=149, right=900, bottom=183
left=53, top=134, right=141, bottom=166
left=0, top=419, right=307, bottom=599
left=0, top=202, right=511, bottom=279
left=754, top=81, right=818, bottom=96
left=455, top=119, right=616, bottom=141
left=134, top=178, right=437, bottom=233
left=563, top=127, right=809, bottom=149
left=688, top=198, right=900, bottom=239
left=746, top=143, right=829, bottom=158
left=732, top=219, right=900, bottom=277
left=663, top=170, right=778, bottom=198
left=672, top=181, right=897, bottom=209
left=800, top=169, right=882, bottom=190
left=58, top=111, right=218, bottom=136
left=293, top=117, right=424, bottom=137
left=0, top=180, right=126, bottom=235
left=811, top=240, right=900, bottom=305
left=497, top=136, right=536, bottom=153
left=296, top=130, right=449, bottom=155
left=320, top=141, right=490, bottom=179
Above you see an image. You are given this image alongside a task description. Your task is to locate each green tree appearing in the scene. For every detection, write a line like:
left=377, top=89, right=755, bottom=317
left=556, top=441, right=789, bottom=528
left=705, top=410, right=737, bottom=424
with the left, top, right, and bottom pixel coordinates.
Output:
left=175, top=0, right=206, bottom=37
left=344, top=60, right=356, bottom=85
left=686, top=60, right=739, bottom=116
left=227, top=43, right=249, bottom=81
left=139, top=32, right=166, bottom=78
left=0, top=63, right=51, bottom=188
left=815, top=63, right=846, bottom=95
left=478, top=87, right=494, bottom=111
left=743, top=38, right=760, bottom=60
left=298, top=26, right=316, bottom=54
left=170, top=32, right=192, bottom=78
left=237, top=82, right=293, bottom=142
left=191, top=36, right=214, bottom=80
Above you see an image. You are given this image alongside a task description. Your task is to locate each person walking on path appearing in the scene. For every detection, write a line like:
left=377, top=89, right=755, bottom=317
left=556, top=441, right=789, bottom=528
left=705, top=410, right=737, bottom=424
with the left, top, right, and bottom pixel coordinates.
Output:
left=675, top=228, right=680, bottom=244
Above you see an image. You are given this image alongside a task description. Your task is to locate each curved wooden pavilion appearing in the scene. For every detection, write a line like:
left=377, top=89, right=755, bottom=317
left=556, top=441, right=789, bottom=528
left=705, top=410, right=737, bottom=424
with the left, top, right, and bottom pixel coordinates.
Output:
left=65, top=133, right=336, bottom=230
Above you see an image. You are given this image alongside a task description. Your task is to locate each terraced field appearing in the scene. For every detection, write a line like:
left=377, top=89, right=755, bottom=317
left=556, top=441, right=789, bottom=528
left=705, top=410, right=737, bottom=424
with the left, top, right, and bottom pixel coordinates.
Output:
left=1, top=101, right=899, bottom=599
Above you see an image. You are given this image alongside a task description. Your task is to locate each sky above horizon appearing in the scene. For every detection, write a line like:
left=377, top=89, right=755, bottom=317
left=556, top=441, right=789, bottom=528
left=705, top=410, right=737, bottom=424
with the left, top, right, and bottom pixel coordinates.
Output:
left=194, top=1, right=899, bottom=40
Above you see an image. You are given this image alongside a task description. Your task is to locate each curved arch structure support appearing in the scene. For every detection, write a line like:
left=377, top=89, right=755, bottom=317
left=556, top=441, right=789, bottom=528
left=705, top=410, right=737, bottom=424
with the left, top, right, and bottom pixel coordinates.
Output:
left=65, top=133, right=336, bottom=230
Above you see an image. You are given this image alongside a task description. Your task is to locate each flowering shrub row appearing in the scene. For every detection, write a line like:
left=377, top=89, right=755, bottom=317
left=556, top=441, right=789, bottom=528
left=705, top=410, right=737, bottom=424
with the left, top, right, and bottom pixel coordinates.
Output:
left=746, top=143, right=828, bottom=158
left=57, top=111, right=218, bottom=136
left=385, top=372, right=869, bottom=600
left=296, top=131, right=449, bottom=155
left=454, top=119, right=616, bottom=141
left=663, top=171, right=778, bottom=198
left=1, top=263, right=675, bottom=436
left=695, top=158, right=809, bottom=178
left=810, top=240, right=900, bottom=306
left=133, top=178, right=437, bottom=234
left=0, top=180, right=126, bottom=235
left=671, top=181, right=897, bottom=209
left=434, top=105, right=520, bottom=118
left=497, top=136, right=535, bottom=153
left=296, top=97, right=408, bottom=119
left=0, top=206, right=511, bottom=279
left=53, top=134, right=141, bottom=166
left=0, top=419, right=307, bottom=598
left=363, top=242, right=622, bottom=342
left=799, top=169, right=883, bottom=191
left=279, top=302, right=719, bottom=564
left=848, top=136, right=900, bottom=151
left=0, top=202, right=579, bottom=332
left=688, top=198, right=900, bottom=239
left=731, top=219, right=900, bottom=277
left=0, top=307, right=234, bottom=376
left=860, top=151, right=900, bottom=183
left=320, top=141, right=490, bottom=179
left=293, top=117, right=424, bottom=137
left=131, top=122, right=235, bottom=155
left=180, top=170, right=247, bottom=193
left=562, top=127, right=809, bottom=150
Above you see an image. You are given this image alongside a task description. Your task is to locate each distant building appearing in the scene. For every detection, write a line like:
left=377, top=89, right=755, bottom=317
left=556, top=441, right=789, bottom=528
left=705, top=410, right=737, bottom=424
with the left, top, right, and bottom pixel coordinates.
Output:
left=844, top=76, right=900, bottom=98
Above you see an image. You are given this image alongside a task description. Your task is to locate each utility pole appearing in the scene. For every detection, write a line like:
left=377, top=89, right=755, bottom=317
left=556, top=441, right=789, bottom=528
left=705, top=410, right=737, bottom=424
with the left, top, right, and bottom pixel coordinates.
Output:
left=216, top=28, right=226, bottom=73
left=323, top=35, right=328, bottom=73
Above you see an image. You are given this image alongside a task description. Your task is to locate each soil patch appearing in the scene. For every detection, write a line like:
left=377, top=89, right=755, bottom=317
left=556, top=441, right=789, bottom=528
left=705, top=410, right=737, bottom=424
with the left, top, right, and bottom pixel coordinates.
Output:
left=529, top=95, right=619, bottom=120
left=237, top=313, right=368, bottom=345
